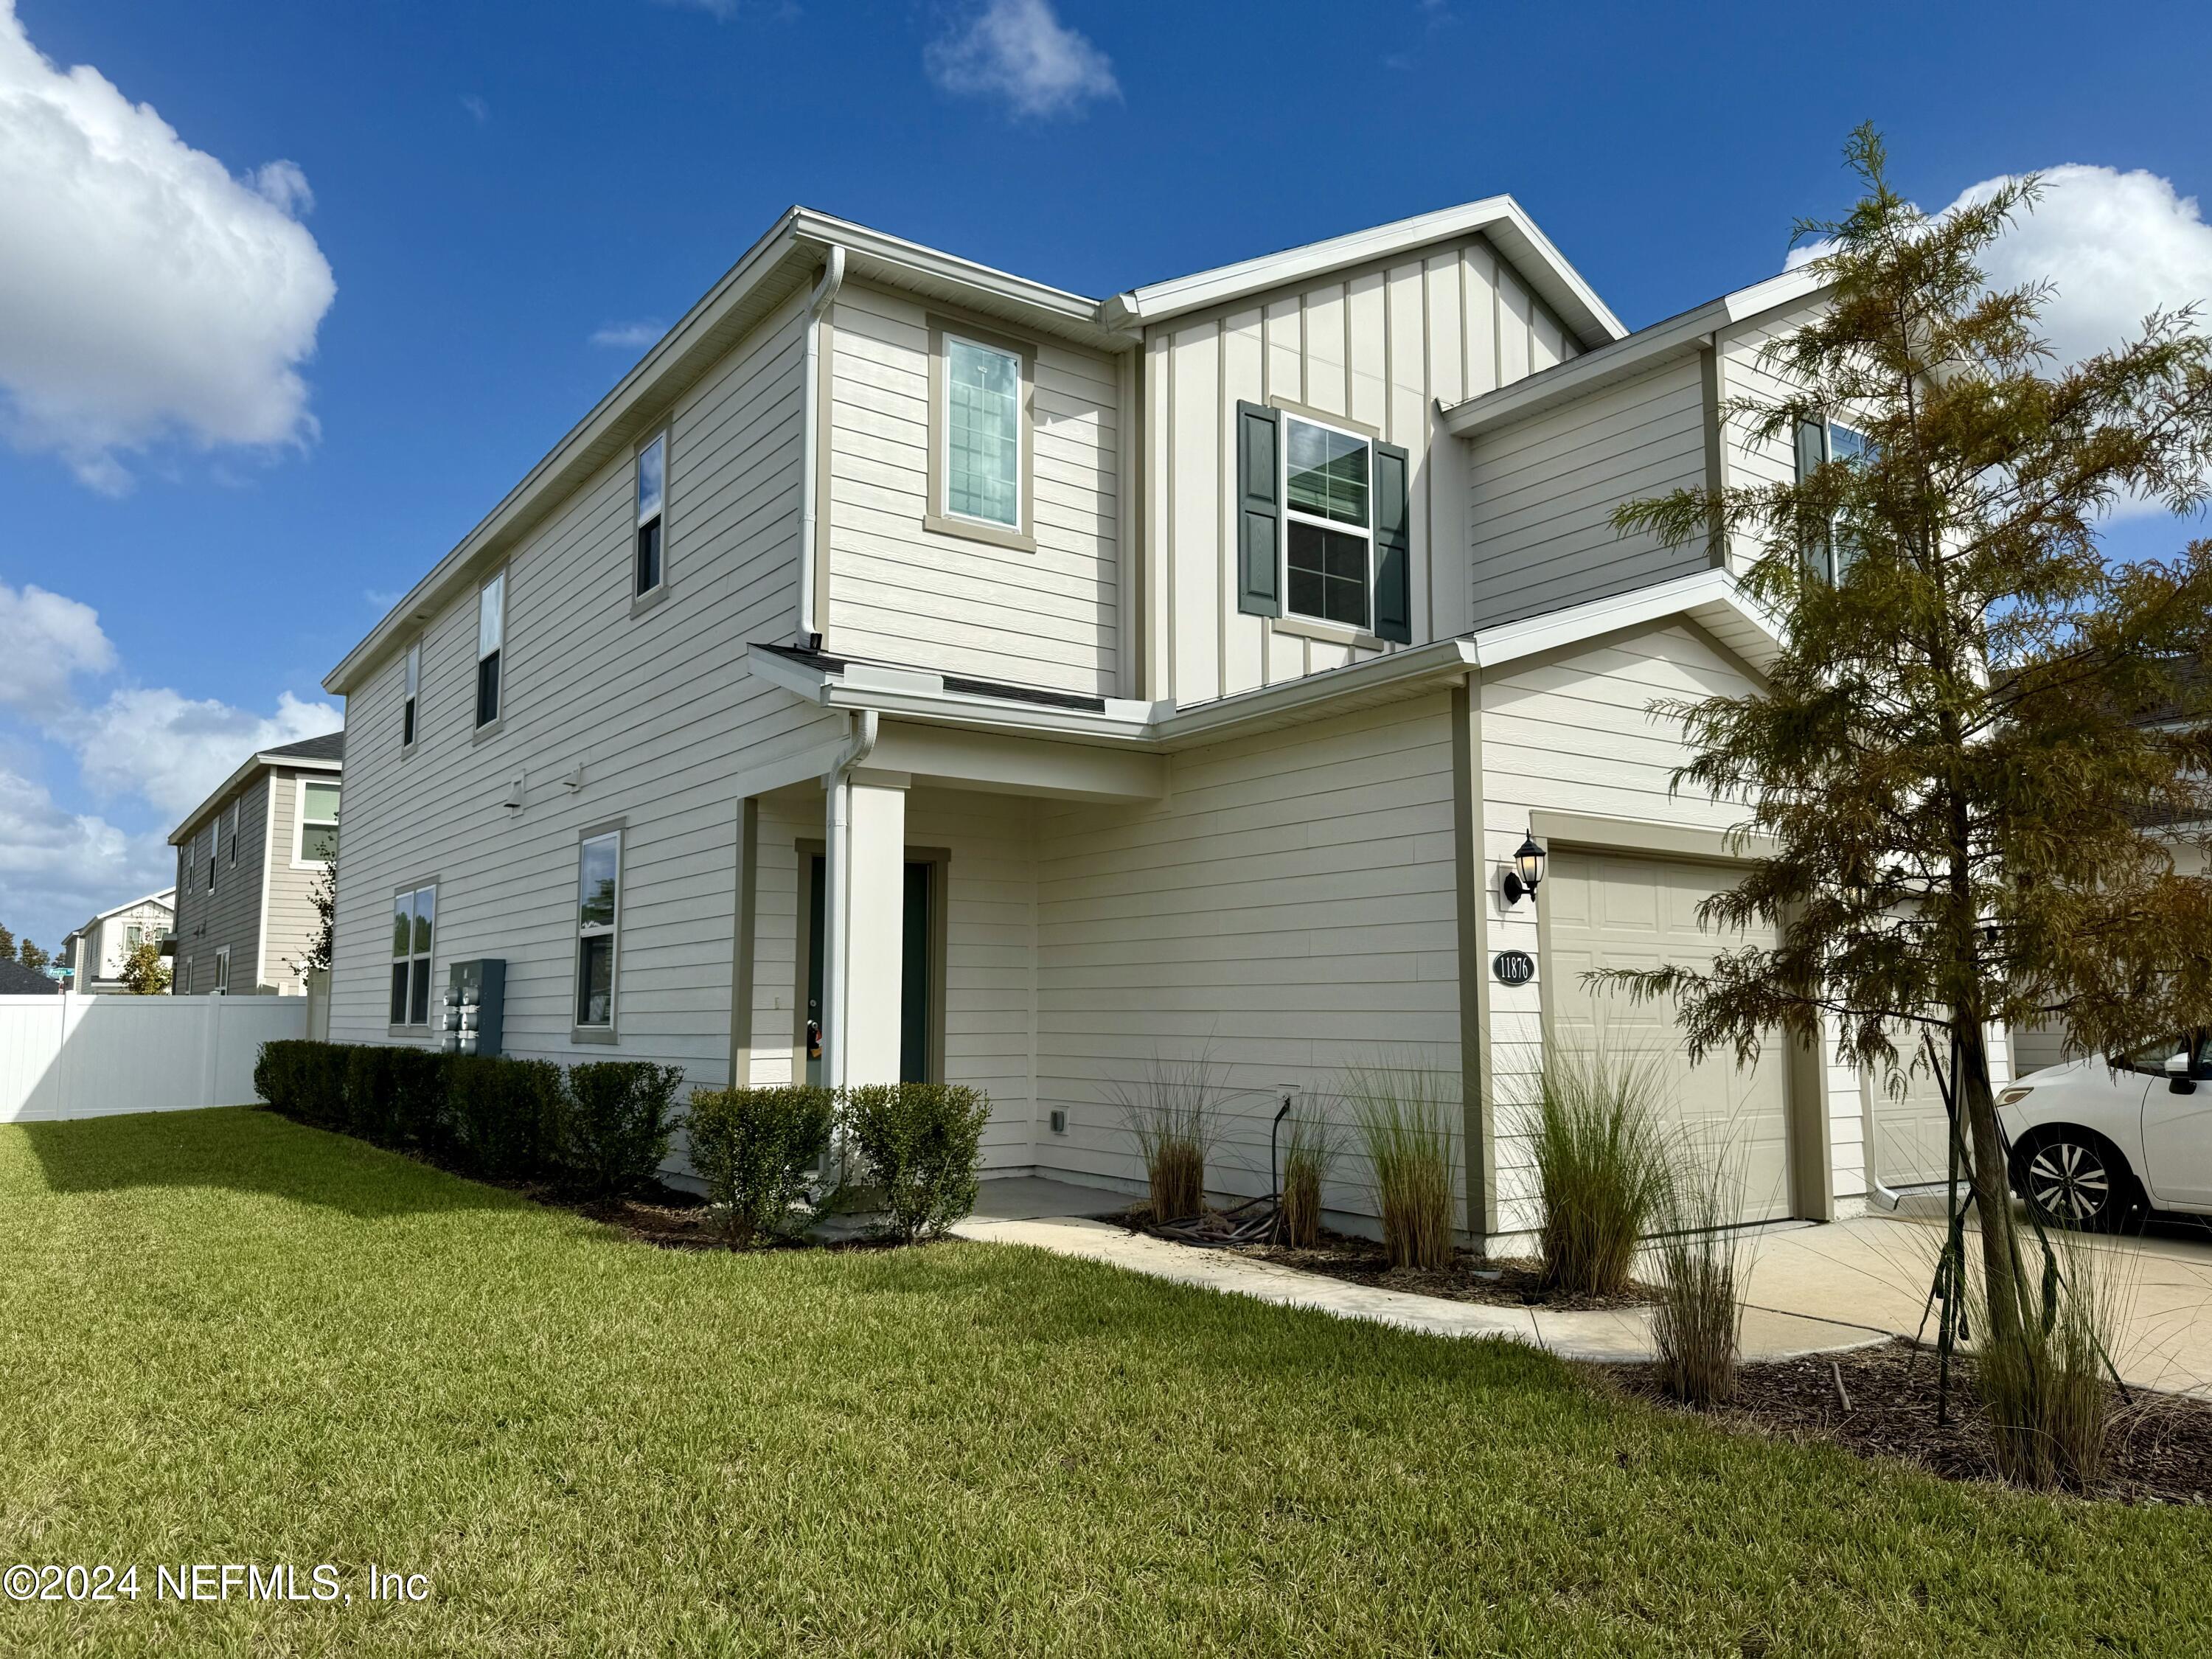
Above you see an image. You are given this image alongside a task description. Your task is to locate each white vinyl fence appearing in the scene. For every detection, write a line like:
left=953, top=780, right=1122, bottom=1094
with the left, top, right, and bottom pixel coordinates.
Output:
left=0, top=994, right=307, bottom=1123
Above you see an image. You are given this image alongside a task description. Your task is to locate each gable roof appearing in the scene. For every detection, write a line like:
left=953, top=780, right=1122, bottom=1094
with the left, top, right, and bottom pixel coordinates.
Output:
left=1441, top=265, right=1829, bottom=438
left=0, top=957, right=60, bottom=995
left=63, top=887, right=176, bottom=946
left=324, top=196, right=1621, bottom=698
left=1102, top=196, right=1625, bottom=350
left=169, top=733, right=344, bottom=846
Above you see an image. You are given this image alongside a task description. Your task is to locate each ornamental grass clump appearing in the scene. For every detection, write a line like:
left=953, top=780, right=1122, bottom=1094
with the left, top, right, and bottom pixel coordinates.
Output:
left=1526, top=1048, right=1671, bottom=1298
left=1343, top=1064, right=1456, bottom=1271
left=1111, top=1051, right=1227, bottom=1223
left=1650, top=1149, right=1747, bottom=1407
left=684, top=1085, right=835, bottom=1247
left=1972, top=1230, right=2127, bottom=1491
left=1277, top=1106, right=1340, bottom=1248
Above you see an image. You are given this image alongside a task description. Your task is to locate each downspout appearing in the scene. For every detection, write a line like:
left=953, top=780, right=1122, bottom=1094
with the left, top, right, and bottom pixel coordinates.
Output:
left=821, top=707, right=879, bottom=1095
left=796, top=245, right=846, bottom=645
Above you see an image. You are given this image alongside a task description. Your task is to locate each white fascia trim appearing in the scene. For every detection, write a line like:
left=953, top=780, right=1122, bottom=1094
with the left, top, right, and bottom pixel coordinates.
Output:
left=1103, top=195, right=1626, bottom=349
left=1468, top=569, right=1783, bottom=674
left=1441, top=265, right=1832, bottom=438
left=169, top=752, right=343, bottom=846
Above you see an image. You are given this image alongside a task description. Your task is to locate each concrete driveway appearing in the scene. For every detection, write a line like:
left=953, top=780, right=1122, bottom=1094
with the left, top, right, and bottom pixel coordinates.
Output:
left=1741, top=1206, right=2212, bottom=1397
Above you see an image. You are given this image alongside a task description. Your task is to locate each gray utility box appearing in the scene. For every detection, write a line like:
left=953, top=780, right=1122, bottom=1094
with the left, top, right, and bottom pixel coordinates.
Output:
left=438, top=959, right=506, bottom=1058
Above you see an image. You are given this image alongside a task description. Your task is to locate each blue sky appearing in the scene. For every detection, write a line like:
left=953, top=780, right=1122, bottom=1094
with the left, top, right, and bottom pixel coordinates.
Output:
left=2, top=0, right=2210, bottom=947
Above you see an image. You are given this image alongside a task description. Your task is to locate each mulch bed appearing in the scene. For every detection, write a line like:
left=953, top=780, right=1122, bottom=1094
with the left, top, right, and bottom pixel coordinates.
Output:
left=1106, top=1206, right=1655, bottom=1312
left=1602, top=1338, right=2212, bottom=1506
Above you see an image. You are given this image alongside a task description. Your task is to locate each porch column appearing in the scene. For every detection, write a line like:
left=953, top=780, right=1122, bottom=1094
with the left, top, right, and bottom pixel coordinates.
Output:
left=824, top=768, right=907, bottom=1088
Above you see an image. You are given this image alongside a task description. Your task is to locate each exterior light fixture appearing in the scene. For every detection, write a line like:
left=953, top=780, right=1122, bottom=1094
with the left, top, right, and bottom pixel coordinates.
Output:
left=1502, top=835, right=1547, bottom=906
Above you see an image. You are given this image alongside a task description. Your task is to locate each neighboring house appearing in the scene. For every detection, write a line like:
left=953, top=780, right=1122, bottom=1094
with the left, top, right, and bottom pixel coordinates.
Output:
left=168, top=733, right=343, bottom=997
left=60, top=888, right=176, bottom=992
left=0, top=957, right=61, bottom=996
left=321, top=199, right=1974, bottom=1240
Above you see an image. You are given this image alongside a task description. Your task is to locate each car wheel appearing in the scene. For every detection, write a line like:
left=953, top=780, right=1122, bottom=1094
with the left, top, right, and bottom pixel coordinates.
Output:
left=2012, top=1128, right=2141, bottom=1234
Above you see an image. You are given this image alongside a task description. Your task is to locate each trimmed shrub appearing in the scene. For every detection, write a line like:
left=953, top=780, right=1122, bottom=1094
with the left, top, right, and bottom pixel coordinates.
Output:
left=844, top=1082, right=992, bottom=1244
left=388, top=1048, right=453, bottom=1156
left=1526, top=1048, right=1671, bottom=1298
left=254, top=1040, right=349, bottom=1128
left=1343, top=1063, right=1458, bottom=1271
left=685, top=1085, right=835, bottom=1246
left=447, top=1054, right=563, bottom=1181
left=343, top=1044, right=400, bottom=1146
left=560, top=1062, right=686, bottom=1198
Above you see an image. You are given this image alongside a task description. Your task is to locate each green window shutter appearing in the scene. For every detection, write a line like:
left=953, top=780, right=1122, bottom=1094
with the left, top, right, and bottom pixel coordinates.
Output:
left=1235, top=401, right=1281, bottom=618
left=1372, top=439, right=1413, bottom=644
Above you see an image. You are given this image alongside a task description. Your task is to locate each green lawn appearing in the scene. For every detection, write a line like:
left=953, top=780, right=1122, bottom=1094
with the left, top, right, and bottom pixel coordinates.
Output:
left=1, top=1111, right=2205, bottom=1657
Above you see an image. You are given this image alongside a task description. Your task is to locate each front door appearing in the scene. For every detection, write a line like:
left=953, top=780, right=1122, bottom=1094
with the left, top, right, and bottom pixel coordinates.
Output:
left=807, top=855, right=935, bottom=1085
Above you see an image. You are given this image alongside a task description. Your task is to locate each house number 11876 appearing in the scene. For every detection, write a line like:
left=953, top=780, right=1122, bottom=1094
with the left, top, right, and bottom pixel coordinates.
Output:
left=1492, top=950, right=1535, bottom=986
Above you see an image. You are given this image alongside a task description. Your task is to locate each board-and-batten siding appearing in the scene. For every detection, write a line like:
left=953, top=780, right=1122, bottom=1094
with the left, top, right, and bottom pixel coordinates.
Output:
left=1150, top=238, right=1582, bottom=709
left=1032, top=695, right=1461, bottom=1225
left=823, top=280, right=1120, bottom=696
left=330, top=292, right=844, bottom=1079
left=1478, top=622, right=1864, bottom=1231
left=744, top=786, right=1040, bottom=1169
left=172, top=774, right=271, bottom=995
left=1464, top=356, right=1711, bottom=631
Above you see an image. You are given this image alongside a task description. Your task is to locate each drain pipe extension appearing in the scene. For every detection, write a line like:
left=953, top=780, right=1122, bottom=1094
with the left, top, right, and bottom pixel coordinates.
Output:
left=822, top=707, right=879, bottom=1097
left=796, top=245, right=846, bottom=645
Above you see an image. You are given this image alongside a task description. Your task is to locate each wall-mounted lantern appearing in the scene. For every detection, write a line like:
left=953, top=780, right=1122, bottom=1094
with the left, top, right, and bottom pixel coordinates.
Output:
left=1501, top=835, right=1547, bottom=907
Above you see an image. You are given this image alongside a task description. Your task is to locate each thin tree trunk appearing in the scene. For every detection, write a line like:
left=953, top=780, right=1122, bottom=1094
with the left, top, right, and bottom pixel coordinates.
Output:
left=1952, top=1016, right=2024, bottom=1350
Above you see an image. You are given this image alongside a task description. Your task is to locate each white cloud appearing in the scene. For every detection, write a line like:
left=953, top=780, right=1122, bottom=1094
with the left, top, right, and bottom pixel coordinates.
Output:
left=60, top=688, right=339, bottom=822
left=0, top=582, right=115, bottom=718
left=0, top=766, right=169, bottom=946
left=0, top=0, right=337, bottom=490
left=1787, top=165, right=2212, bottom=370
left=460, top=94, right=490, bottom=126
left=924, top=0, right=1119, bottom=120
left=590, top=319, right=666, bottom=350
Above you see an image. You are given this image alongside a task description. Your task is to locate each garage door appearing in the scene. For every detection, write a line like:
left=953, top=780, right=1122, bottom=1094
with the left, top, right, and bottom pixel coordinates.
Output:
left=1867, top=1060, right=1953, bottom=1189
left=1546, top=851, right=1795, bottom=1223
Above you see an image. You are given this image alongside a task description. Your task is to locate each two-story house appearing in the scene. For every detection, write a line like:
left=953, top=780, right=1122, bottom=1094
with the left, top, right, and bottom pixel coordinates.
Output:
left=321, top=199, right=1969, bottom=1240
left=60, top=888, right=175, bottom=992
left=169, top=732, right=343, bottom=997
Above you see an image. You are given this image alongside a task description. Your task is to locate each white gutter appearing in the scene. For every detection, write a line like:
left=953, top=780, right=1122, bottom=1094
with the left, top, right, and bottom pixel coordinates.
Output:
left=797, top=245, right=846, bottom=644
left=820, top=708, right=879, bottom=1093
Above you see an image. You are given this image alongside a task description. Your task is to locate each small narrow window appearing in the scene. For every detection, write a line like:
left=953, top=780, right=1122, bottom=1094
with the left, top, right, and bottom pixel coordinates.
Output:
left=204, top=825, right=217, bottom=894
left=575, top=830, right=621, bottom=1031
left=213, top=947, right=231, bottom=996
left=390, top=885, right=436, bottom=1027
left=634, top=435, right=666, bottom=597
left=1795, top=420, right=1874, bottom=583
left=297, top=780, right=340, bottom=864
left=226, top=801, right=238, bottom=866
left=476, top=571, right=504, bottom=728
left=1282, top=414, right=1374, bottom=630
left=944, top=336, right=1022, bottom=528
left=403, top=639, right=420, bottom=746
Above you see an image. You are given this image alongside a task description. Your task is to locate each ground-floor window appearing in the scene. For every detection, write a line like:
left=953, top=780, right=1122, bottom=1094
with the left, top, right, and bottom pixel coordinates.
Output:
left=575, top=830, right=621, bottom=1032
left=390, top=885, right=437, bottom=1027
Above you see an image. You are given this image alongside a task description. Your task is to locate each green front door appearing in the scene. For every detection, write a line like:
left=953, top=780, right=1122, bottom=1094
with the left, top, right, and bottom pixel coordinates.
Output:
left=807, top=855, right=934, bottom=1085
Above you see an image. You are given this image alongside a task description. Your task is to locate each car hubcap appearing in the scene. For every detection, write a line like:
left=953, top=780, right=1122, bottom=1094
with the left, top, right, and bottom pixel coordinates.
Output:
left=2027, top=1141, right=2110, bottom=1221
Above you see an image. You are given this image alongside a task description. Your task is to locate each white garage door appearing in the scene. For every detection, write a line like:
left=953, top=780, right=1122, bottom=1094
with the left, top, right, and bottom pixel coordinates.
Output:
left=1546, top=851, right=1795, bottom=1224
left=1867, top=1061, right=1953, bottom=1189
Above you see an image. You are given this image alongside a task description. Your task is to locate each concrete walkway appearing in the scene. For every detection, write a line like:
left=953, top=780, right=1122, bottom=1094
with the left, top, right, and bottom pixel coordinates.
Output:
left=1740, top=1206, right=2212, bottom=1397
left=959, top=1178, right=1883, bottom=1365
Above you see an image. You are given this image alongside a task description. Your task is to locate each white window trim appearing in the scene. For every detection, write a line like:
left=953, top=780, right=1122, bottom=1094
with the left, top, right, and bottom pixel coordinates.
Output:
left=939, top=333, right=1024, bottom=534
left=633, top=430, right=669, bottom=609
left=1279, top=410, right=1377, bottom=633
left=389, top=882, right=437, bottom=1032
left=474, top=569, right=506, bottom=735
left=402, top=639, right=421, bottom=750
left=204, top=824, right=218, bottom=894
left=293, top=776, right=340, bottom=870
left=212, top=945, right=230, bottom=996
left=224, top=800, right=239, bottom=867
left=573, top=826, right=622, bottom=1042
left=923, top=316, right=1037, bottom=554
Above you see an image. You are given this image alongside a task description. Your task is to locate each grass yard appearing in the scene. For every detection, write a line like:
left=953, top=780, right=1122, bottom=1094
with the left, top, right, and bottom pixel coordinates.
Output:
left=2, top=1111, right=2208, bottom=1657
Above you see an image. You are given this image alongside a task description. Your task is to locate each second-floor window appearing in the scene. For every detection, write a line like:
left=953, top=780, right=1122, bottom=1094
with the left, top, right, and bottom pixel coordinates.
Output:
left=1795, top=419, right=1872, bottom=584
left=297, top=780, right=340, bottom=865
left=403, top=639, right=420, bottom=746
left=635, top=434, right=666, bottom=597
left=476, top=570, right=504, bottom=728
left=226, top=801, right=238, bottom=866
left=204, top=824, right=216, bottom=893
left=946, top=337, right=1020, bottom=528
left=1284, top=415, right=1374, bottom=630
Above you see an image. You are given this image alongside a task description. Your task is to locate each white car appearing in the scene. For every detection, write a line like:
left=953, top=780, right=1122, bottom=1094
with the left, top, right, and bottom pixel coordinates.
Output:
left=1997, top=1039, right=2212, bottom=1230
